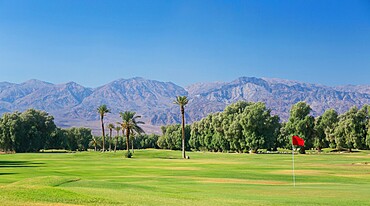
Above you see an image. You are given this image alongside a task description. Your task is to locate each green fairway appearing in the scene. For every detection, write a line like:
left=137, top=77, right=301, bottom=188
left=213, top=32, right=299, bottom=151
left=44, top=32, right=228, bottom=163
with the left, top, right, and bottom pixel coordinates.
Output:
left=1, top=150, right=370, bottom=206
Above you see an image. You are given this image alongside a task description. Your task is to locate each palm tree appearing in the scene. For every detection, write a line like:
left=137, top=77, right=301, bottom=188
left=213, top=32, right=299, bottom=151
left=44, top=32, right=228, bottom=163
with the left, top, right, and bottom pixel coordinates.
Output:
left=107, top=123, right=115, bottom=151
left=119, top=111, right=145, bottom=155
left=174, top=96, right=189, bottom=159
left=91, top=137, right=98, bottom=151
left=97, top=104, right=110, bottom=152
left=114, top=125, right=121, bottom=153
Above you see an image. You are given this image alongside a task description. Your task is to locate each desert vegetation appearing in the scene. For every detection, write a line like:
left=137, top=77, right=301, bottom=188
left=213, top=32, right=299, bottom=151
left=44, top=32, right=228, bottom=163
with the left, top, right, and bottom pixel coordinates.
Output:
left=158, top=101, right=370, bottom=154
left=1, top=101, right=370, bottom=154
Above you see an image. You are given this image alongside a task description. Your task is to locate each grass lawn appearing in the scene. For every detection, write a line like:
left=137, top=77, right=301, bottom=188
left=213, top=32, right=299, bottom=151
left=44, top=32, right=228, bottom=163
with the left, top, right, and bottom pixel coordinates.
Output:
left=1, top=149, right=370, bottom=206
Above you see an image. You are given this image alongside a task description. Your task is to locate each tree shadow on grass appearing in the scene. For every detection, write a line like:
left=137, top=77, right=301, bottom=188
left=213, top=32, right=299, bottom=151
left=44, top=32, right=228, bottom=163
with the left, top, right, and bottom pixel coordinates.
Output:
left=0, top=172, right=17, bottom=175
left=156, top=156, right=182, bottom=160
left=0, top=160, right=44, bottom=168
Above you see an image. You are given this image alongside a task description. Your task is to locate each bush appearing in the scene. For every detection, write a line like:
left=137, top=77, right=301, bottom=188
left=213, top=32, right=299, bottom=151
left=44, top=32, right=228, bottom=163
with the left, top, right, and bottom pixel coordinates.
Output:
left=124, top=151, right=132, bottom=158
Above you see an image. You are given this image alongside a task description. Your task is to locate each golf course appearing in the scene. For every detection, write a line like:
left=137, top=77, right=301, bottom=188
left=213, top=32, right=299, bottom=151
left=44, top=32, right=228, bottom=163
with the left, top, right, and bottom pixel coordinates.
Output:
left=1, top=149, right=369, bottom=206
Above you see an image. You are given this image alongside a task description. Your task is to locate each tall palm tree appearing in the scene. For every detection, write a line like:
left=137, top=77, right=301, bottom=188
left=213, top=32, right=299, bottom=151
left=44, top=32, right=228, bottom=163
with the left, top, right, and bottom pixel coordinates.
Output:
left=107, top=123, right=115, bottom=152
left=174, top=96, right=189, bottom=159
left=114, top=125, right=121, bottom=153
left=97, top=104, right=110, bottom=152
left=119, top=111, right=145, bottom=154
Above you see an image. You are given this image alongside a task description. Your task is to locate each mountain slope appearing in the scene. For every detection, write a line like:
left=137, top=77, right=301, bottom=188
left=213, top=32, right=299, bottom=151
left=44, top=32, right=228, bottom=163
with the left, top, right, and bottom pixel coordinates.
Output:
left=0, top=77, right=369, bottom=134
left=188, top=77, right=370, bottom=120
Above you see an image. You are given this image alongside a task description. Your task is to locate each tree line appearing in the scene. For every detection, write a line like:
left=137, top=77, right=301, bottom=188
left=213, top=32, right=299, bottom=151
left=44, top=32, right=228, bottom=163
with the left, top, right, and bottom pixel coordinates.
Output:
left=158, top=101, right=370, bottom=153
left=0, top=109, right=93, bottom=152
left=2, top=101, right=370, bottom=154
left=0, top=108, right=159, bottom=153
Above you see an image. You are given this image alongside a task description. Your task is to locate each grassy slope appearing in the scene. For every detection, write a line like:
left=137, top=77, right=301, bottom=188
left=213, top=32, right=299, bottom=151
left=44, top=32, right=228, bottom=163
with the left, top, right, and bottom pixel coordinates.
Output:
left=0, top=150, right=370, bottom=206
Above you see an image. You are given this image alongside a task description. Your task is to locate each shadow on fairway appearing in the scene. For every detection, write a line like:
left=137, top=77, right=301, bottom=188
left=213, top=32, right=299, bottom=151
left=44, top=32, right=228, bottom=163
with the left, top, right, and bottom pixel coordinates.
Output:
left=156, top=156, right=182, bottom=160
left=0, top=160, right=44, bottom=168
left=0, top=172, right=17, bottom=175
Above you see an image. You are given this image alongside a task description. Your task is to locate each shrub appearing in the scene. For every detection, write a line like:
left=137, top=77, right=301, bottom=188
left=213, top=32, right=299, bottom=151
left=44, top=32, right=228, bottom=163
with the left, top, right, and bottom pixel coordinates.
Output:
left=124, top=151, right=132, bottom=158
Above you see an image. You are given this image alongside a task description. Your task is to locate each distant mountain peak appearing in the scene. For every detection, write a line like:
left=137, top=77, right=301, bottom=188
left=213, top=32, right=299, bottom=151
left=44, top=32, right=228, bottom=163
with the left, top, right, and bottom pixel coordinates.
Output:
left=23, top=79, right=52, bottom=85
left=0, top=76, right=369, bottom=134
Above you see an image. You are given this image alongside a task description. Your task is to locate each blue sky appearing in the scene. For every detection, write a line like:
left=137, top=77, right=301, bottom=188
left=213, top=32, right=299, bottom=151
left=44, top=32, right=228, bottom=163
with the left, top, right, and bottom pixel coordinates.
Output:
left=0, top=0, right=369, bottom=87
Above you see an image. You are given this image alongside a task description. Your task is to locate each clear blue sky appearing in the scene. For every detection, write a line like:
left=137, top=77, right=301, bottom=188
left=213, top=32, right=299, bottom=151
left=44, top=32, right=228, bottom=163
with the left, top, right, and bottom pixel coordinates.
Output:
left=0, top=0, right=369, bottom=87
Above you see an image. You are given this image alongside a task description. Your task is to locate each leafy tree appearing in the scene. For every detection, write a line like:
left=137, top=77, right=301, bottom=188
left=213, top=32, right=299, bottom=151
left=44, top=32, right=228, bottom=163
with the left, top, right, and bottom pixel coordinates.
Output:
left=189, top=122, right=201, bottom=150
left=19, top=109, right=57, bottom=152
left=335, top=106, right=367, bottom=151
left=119, top=111, right=145, bottom=156
left=315, top=109, right=338, bottom=150
left=366, top=120, right=370, bottom=149
left=283, top=102, right=315, bottom=153
left=157, top=124, right=190, bottom=150
left=0, top=109, right=57, bottom=153
left=210, top=113, right=229, bottom=152
left=0, top=112, right=22, bottom=152
left=240, top=102, right=280, bottom=153
left=97, top=104, right=110, bottom=152
left=48, top=128, right=68, bottom=150
left=137, top=134, right=159, bottom=149
left=313, top=116, right=325, bottom=151
left=226, top=118, right=244, bottom=152
left=277, top=122, right=290, bottom=149
left=189, top=101, right=280, bottom=153
left=65, top=127, right=92, bottom=151
left=359, top=105, right=370, bottom=149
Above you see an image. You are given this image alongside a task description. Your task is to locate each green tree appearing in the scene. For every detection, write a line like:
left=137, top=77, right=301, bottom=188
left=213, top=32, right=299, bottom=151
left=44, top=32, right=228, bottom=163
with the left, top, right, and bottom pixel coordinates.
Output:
left=65, top=127, right=92, bottom=151
left=173, top=96, right=189, bottom=159
left=0, top=109, right=57, bottom=153
left=277, top=122, right=290, bottom=149
left=19, top=109, right=57, bottom=152
left=366, top=120, right=370, bottom=149
left=335, top=106, right=367, bottom=151
left=0, top=112, right=22, bottom=152
left=240, top=102, right=280, bottom=153
left=158, top=124, right=190, bottom=150
left=139, top=134, right=159, bottom=149
left=48, top=128, right=68, bottom=150
left=119, top=111, right=145, bottom=156
left=188, top=101, right=280, bottom=153
left=97, top=105, right=110, bottom=152
left=315, top=109, right=338, bottom=150
left=283, top=102, right=315, bottom=153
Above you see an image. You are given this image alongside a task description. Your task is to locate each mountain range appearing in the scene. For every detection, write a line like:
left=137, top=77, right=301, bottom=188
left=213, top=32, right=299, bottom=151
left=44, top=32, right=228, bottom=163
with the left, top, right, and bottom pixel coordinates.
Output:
left=1, top=77, right=370, bottom=134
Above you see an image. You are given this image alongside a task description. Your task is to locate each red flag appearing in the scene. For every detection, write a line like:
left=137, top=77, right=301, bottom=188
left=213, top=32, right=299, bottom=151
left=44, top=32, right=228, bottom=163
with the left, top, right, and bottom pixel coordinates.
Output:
left=292, top=135, right=304, bottom=146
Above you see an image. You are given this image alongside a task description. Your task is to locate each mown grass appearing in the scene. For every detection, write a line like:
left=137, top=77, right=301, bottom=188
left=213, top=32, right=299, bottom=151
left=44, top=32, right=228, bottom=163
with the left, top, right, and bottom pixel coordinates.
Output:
left=0, top=149, right=370, bottom=205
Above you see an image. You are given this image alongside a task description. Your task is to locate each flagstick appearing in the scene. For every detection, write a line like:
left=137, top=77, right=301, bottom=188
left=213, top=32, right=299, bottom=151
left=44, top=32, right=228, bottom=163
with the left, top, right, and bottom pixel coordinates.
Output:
left=292, top=145, right=296, bottom=187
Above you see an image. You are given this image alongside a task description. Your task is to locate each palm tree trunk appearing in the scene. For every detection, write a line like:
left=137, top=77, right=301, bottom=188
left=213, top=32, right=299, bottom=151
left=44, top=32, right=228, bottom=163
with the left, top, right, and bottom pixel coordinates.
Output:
left=109, top=129, right=112, bottom=152
left=181, top=106, right=186, bottom=159
left=101, top=117, right=105, bottom=152
left=126, top=129, right=130, bottom=153
left=132, top=138, right=134, bottom=153
left=114, top=137, right=117, bottom=153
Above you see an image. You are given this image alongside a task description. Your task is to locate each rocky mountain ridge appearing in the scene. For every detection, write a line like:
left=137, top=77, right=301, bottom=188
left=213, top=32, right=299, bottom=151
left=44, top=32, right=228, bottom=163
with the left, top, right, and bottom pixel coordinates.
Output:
left=1, top=77, right=369, bottom=134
